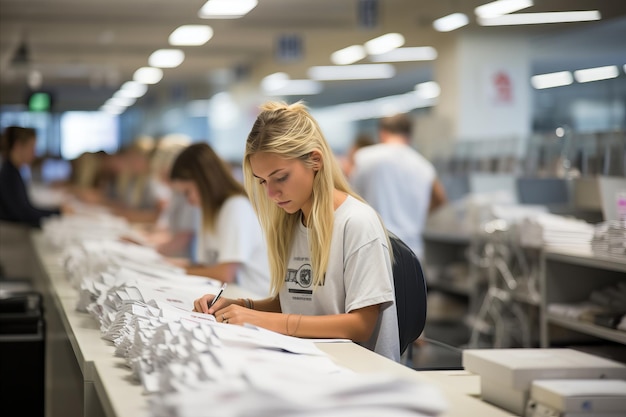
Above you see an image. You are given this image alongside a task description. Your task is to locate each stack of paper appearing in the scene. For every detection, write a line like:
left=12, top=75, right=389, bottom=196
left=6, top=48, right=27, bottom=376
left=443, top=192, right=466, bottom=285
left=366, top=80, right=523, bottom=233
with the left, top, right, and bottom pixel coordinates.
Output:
left=518, top=212, right=595, bottom=251
left=150, top=370, right=448, bottom=417
left=592, top=220, right=626, bottom=259
left=42, top=213, right=136, bottom=248
left=55, top=209, right=449, bottom=416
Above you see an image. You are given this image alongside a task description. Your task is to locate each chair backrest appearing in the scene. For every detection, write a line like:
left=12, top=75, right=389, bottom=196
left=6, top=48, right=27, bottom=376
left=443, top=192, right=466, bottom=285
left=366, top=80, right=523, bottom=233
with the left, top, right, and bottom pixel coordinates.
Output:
left=388, top=231, right=428, bottom=355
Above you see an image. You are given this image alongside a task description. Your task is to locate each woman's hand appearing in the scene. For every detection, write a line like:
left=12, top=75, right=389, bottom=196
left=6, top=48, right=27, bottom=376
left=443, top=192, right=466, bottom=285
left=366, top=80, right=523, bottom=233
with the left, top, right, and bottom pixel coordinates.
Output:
left=212, top=303, right=266, bottom=327
left=192, top=295, right=242, bottom=314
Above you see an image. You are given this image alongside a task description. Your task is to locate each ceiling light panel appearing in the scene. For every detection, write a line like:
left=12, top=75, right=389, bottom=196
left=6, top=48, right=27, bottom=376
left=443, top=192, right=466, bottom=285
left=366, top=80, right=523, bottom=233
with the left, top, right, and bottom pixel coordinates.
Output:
left=148, top=49, right=185, bottom=68
left=331, top=45, right=366, bottom=65
left=199, top=0, right=258, bottom=19
left=478, top=11, right=601, bottom=26
left=264, top=80, right=323, bottom=96
left=474, top=0, right=533, bottom=19
left=531, top=71, right=573, bottom=89
left=169, top=25, right=214, bottom=46
left=364, top=33, right=405, bottom=55
left=574, top=65, right=619, bottom=83
left=433, top=13, right=469, bottom=32
left=308, top=64, right=395, bottom=80
left=369, top=47, right=437, bottom=62
left=133, top=67, right=163, bottom=84
left=118, top=81, right=148, bottom=98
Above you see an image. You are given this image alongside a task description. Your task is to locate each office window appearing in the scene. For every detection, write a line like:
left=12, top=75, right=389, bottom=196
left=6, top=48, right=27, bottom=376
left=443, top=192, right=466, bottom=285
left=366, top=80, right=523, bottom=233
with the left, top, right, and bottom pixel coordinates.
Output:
left=60, top=112, right=119, bottom=160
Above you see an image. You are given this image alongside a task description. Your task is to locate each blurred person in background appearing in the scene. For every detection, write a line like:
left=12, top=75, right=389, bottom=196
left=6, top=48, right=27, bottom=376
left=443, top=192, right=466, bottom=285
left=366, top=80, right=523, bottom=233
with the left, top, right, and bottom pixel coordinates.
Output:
left=350, top=113, right=447, bottom=260
left=169, top=142, right=270, bottom=297
left=0, top=126, right=71, bottom=227
left=340, top=132, right=375, bottom=178
left=111, top=137, right=162, bottom=222
left=127, top=135, right=198, bottom=258
left=70, top=137, right=166, bottom=224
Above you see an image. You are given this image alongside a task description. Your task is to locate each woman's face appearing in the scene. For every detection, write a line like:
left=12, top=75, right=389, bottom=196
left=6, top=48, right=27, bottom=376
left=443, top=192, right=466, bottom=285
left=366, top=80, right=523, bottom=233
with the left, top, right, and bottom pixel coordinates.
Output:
left=249, top=151, right=318, bottom=219
left=15, top=137, right=37, bottom=165
left=171, top=180, right=201, bottom=206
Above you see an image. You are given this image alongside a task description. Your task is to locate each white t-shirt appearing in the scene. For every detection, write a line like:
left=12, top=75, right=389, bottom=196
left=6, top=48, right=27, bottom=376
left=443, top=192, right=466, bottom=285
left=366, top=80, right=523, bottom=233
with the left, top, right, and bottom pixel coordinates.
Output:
left=157, top=190, right=198, bottom=233
left=197, top=195, right=270, bottom=297
left=279, top=195, right=400, bottom=362
left=351, top=143, right=435, bottom=259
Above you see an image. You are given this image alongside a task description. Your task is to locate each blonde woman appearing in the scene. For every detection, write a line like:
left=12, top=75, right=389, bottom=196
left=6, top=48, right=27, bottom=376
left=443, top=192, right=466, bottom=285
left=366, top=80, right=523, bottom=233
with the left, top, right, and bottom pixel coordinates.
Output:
left=193, top=102, right=400, bottom=361
left=170, top=142, right=270, bottom=297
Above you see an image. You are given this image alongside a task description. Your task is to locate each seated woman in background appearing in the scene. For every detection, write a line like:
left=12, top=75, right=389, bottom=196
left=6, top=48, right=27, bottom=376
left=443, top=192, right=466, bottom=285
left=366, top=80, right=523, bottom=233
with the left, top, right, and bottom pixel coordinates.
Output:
left=169, top=142, right=270, bottom=297
left=0, top=126, right=70, bottom=228
left=127, top=138, right=197, bottom=258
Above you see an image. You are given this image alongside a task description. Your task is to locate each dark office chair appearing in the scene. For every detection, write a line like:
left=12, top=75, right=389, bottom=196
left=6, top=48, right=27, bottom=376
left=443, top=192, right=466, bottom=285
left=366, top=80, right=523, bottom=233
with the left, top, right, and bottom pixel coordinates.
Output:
left=388, top=231, right=427, bottom=357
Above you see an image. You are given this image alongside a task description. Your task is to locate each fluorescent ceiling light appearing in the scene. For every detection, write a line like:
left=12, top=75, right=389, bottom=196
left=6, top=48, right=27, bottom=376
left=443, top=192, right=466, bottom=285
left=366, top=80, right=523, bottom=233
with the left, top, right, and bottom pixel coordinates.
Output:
left=331, top=45, right=366, bottom=65
left=475, top=0, right=533, bottom=19
left=169, top=25, right=213, bottom=46
left=199, top=0, right=257, bottom=18
left=531, top=71, right=573, bottom=89
left=314, top=90, right=436, bottom=122
left=369, top=47, right=437, bottom=62
left=149, top=49, right=185, bottom=68
left=100, top=104, right=124, bottom=115
left=307, top=64, right=395, bottom=80
left=264, top=80, right=323, bottom=96
left=261, top=72, right=323, bottom=95
left=574, top=65, right=619, bottom=83
left=261, top=72, right=290, bottom=91
left=133, top=67, right=163, bottom=84
left=107, top=96, right=136, bottom=107
left=415, top=81, right=440, bottom=99
left=117, top=81, right=148, bottom=98
left=624, top=64, right=626, bottom=74
left=364, top=33, right=405, bottom=55
left=433, top=13, right=469, bottom=32
left=478, top=11, right=601, bottom=26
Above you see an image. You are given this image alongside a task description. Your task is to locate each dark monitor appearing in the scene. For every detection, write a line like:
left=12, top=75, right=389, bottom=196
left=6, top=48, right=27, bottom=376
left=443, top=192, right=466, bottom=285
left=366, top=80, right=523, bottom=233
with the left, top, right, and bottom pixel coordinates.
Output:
left=516, top=178, right=570, bottom=205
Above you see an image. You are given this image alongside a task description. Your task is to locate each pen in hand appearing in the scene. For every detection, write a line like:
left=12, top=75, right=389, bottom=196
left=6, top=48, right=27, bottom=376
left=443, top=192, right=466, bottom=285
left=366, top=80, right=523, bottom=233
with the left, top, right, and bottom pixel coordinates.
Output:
left=208, top=283, right=227, bottom=310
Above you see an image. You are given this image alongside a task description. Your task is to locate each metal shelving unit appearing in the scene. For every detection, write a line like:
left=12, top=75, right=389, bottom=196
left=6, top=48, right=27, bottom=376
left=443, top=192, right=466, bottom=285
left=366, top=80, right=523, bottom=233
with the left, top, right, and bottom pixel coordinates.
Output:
left=540, top=248, right=626, bottom=348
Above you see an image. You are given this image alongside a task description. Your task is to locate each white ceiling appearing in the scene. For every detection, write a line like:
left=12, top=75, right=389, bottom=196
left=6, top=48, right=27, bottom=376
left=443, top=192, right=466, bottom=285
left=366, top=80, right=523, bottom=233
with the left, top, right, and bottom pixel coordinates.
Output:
left=1, top=0, right=625, bottom=111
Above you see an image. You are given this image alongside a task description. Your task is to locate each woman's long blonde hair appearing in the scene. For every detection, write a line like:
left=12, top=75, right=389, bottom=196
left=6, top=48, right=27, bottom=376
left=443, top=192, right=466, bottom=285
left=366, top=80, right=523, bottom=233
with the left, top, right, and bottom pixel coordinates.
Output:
left=243, top=101, right=381, bottom=297
left=170, top=142, right=246, bottom=231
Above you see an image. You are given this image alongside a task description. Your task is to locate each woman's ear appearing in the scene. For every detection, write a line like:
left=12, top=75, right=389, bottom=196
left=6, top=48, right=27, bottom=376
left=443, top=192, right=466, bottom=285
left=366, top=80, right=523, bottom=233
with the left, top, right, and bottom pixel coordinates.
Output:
left=310, top=150, right=323, bottom=171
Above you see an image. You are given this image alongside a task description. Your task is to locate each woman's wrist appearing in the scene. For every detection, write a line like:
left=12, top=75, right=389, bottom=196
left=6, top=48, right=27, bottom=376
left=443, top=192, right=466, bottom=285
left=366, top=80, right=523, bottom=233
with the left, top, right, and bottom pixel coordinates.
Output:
left=239, top=298, right=254, bottom=309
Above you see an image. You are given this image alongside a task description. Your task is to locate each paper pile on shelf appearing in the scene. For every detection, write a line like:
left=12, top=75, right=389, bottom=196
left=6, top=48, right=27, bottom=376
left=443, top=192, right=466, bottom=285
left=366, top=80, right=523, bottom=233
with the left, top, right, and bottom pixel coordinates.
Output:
left=591, top=220, right=626, bottom=259
left=517, top=212, right=594, bottom=251
left=548, top=282, right=626, bottom=331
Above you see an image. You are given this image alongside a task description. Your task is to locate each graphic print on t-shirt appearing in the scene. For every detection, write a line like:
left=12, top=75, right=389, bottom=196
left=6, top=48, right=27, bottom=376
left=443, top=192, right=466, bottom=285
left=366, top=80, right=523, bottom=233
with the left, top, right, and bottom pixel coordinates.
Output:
left=286, top=262, right=312, bottom=295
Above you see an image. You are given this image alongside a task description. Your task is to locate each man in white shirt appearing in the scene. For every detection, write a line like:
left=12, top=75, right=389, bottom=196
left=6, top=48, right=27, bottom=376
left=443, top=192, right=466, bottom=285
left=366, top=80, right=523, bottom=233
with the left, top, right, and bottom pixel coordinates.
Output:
left=350, top=113, right=447, bottom=260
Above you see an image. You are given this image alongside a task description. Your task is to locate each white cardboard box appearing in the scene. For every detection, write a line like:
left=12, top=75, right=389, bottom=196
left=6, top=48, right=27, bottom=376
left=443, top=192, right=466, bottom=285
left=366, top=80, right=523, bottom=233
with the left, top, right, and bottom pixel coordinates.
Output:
left=462, top=349, right=626, bottom=416
left=527, top=379, right=626, bottom=416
